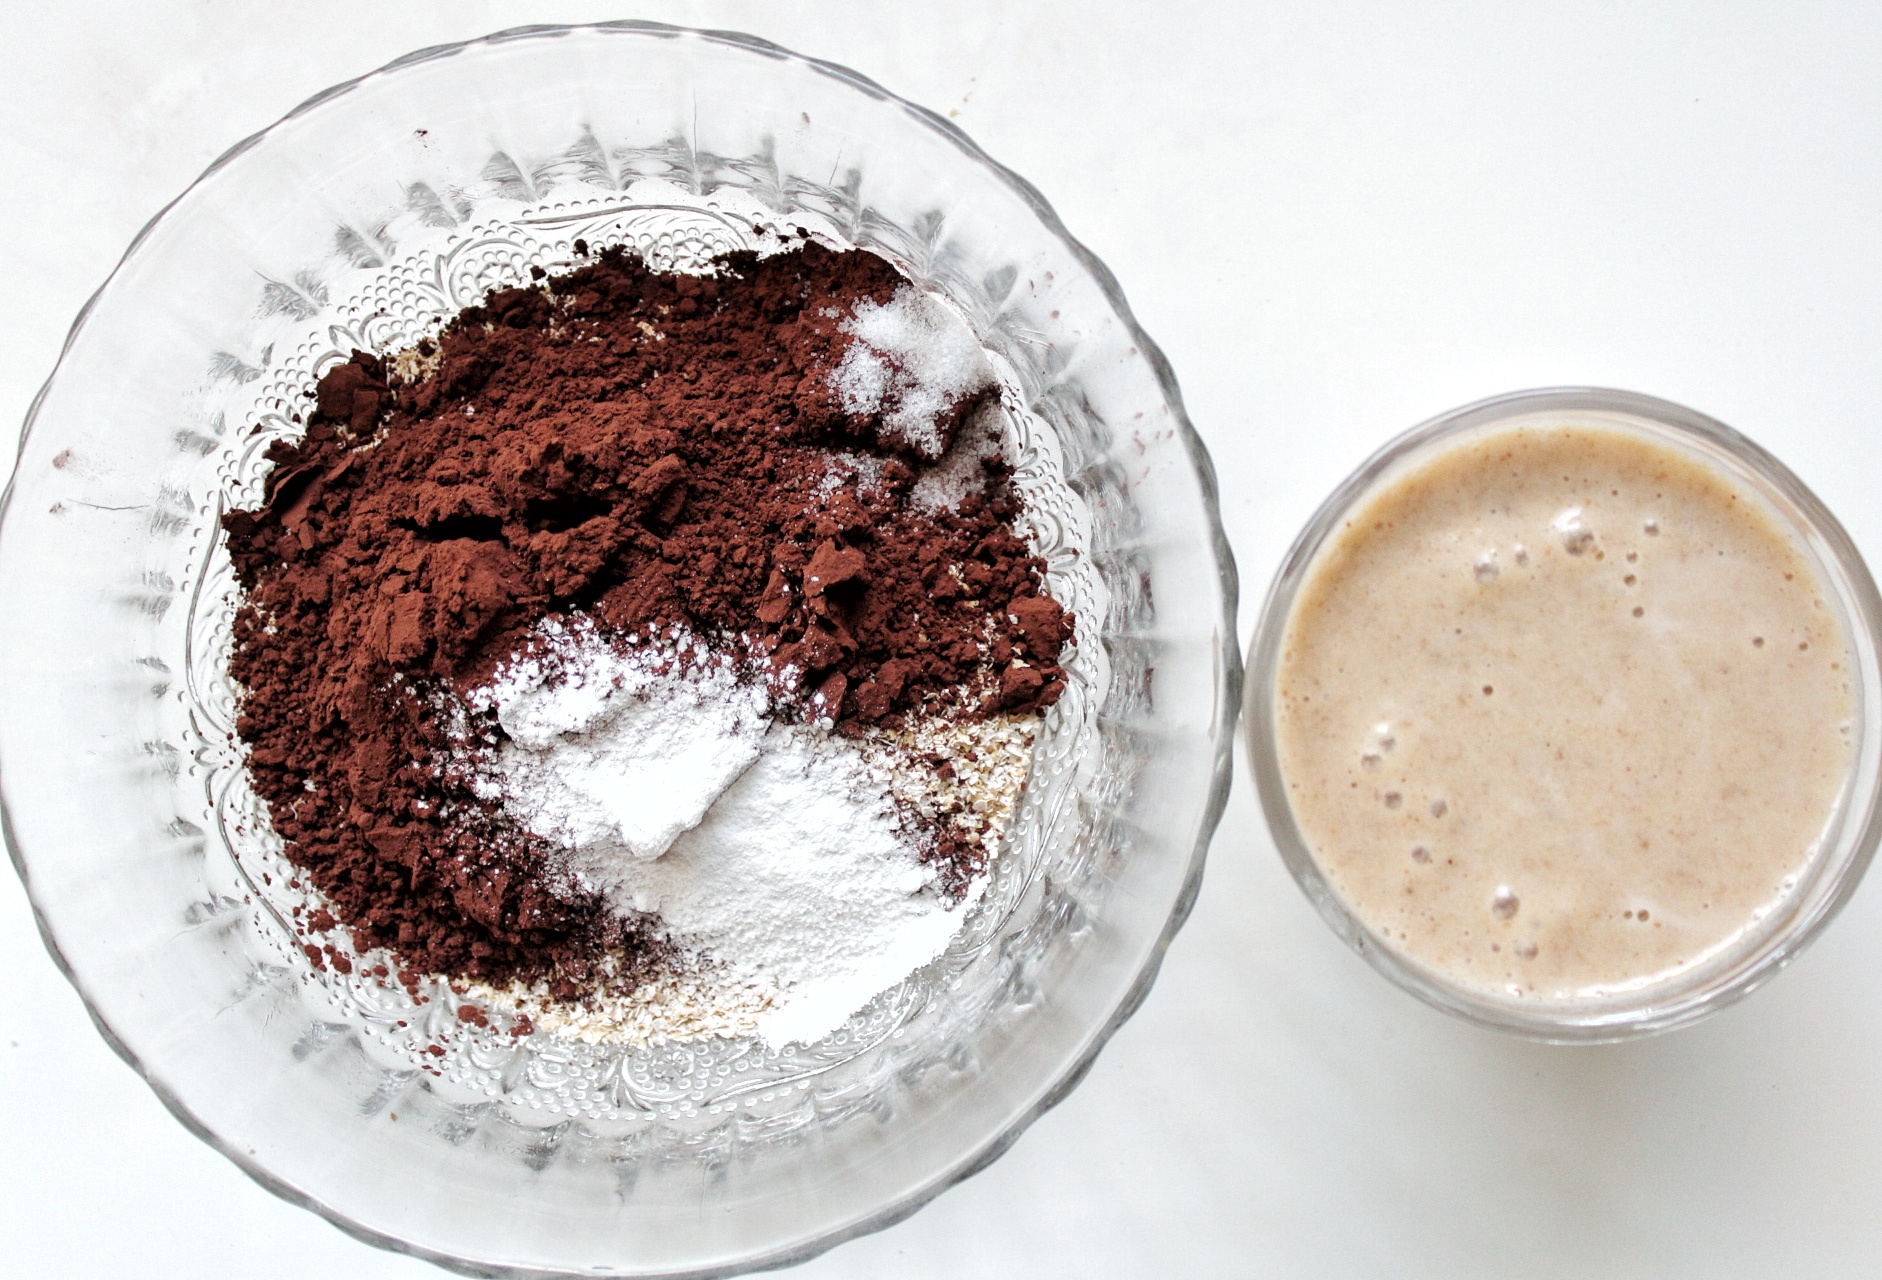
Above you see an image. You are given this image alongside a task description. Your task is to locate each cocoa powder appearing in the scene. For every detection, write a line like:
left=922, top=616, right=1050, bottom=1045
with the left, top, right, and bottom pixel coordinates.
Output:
left=224, top=243, right=1071, bottom=989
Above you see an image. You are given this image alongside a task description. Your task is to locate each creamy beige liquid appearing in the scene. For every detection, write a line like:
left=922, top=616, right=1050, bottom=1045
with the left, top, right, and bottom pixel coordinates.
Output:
left=1276, top=421, right=1855, bottom=999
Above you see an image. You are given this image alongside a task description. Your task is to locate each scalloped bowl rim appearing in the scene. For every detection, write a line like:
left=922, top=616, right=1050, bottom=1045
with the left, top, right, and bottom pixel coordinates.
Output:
left=0, top=20, right=1242, bottom=1279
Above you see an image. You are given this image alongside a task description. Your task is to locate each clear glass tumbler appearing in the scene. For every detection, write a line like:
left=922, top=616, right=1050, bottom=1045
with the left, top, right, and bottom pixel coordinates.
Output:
left=1245, top=387, right=1882, bottom=1042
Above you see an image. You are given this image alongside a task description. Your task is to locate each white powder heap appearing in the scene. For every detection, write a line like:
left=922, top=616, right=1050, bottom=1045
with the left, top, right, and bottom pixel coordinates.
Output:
left=606, top=723, right=974, bottom=1048
left=461, top=619, right=1010, bottom=1049
left=467, top=619, right=768, bottom=862
left=831, top=285, right=995, bottom=460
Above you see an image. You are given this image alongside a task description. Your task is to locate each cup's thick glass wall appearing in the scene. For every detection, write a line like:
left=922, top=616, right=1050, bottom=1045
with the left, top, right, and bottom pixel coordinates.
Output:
left=1246, top=388, right=1882, bottom=1042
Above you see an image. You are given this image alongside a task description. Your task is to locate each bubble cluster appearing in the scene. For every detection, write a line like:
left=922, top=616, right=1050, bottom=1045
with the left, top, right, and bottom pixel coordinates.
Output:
left=1553, top=507, right=1595, bottom=556
left=1360, top=722, right=1396, bottom=770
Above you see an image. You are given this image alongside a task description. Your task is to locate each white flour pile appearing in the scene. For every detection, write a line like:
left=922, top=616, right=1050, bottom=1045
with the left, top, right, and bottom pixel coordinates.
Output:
left=459, top=619, right=1032, bottom=1049
left=468, top=621, right=768, bottom=861
left=600, top=723, right=982, bottom=1047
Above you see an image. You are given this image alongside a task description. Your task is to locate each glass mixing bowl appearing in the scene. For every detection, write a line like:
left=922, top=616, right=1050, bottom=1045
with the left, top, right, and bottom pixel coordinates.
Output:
left=0, top=21, right=1238, bottom=1278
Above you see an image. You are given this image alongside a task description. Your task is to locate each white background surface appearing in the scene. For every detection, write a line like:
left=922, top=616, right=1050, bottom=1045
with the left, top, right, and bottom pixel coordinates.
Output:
left=6, top=3, right=1882, bottom=1276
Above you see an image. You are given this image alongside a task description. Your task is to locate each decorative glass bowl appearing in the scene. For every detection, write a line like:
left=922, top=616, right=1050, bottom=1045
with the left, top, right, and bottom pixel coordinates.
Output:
left=0, top=22, right=1238, bottom=1277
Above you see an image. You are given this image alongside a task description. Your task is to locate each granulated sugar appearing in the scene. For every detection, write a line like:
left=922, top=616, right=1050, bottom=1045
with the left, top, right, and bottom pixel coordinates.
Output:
left=832, top=285, right=994, bottom=460
left=911, top=401, right=1005, bottom=514
left=817, top=451, right=894, bottom=501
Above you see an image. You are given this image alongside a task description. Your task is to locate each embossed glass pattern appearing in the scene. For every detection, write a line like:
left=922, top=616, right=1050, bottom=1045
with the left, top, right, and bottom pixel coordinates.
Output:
left=0, top=23, right=1238, bottom=1278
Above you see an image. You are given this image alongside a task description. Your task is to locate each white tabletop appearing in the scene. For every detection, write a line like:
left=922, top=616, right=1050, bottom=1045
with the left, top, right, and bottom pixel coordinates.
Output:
left=7, top=4, right=1882, bottom=1276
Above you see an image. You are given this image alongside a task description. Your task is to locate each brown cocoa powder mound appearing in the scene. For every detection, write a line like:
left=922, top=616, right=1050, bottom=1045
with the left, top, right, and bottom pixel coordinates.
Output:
left=223, top=242, right=1073, bottom=987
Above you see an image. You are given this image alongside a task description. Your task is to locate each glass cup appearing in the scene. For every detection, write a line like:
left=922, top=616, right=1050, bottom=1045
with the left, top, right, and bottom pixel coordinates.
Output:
left=1245, top=387, right=1882, bottom=1042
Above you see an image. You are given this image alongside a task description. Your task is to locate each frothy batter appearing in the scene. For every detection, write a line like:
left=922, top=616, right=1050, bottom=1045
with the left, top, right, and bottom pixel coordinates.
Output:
left=1276, top=421, right=1855, bottom=1000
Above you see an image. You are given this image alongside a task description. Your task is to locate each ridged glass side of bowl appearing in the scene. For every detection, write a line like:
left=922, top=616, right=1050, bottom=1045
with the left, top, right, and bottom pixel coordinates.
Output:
left=0, top=23, right=1239, bottom=1279
left=179, top=177, right=1121, bottom=1127
left=1244, top=388, right=1882, bottom=1042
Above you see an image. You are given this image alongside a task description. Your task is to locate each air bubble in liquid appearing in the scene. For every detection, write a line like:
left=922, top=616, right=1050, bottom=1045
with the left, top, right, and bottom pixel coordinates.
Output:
left=1553, top=508, right=1594, bottom=555
left=1513, top=544, right=1529, bottom=566
left=1383, top=791, right=1402, bottom=809
left=1430, top=798, right=1448, bottom=818
left=1475, top=553, right=1499, bottom=583
left=1513, top=939, right=1538, bottom=960
left=1410, top=845, right=1431, bottom=863
left=1491, top=886, right=1520, bottom=920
